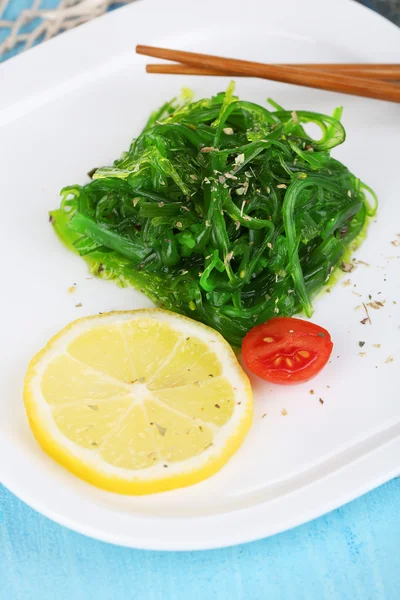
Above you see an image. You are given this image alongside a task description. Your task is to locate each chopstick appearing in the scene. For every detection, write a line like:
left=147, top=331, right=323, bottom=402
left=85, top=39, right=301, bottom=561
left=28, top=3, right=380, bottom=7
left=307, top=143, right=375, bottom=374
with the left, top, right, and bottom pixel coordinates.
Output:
left=136, top=45, right=400, bottom=103
left=146, top=62, right=400, bottom=81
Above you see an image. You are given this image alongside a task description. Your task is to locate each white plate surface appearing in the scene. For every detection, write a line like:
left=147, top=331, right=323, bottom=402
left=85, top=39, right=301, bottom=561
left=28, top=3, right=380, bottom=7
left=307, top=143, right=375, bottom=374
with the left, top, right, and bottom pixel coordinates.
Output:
left=0, top=0, right=399, bottom=550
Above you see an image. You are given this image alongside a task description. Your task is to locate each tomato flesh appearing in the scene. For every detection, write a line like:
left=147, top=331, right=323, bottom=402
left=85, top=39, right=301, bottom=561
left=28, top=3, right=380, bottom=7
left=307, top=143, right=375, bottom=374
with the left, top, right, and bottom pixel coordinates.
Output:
left=242, top=317, right=333, bottom=385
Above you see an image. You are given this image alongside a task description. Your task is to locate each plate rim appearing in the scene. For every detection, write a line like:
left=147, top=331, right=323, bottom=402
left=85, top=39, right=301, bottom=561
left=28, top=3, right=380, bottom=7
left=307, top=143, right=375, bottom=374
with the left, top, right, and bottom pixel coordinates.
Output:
left=1, top=435, right=399, bottom=550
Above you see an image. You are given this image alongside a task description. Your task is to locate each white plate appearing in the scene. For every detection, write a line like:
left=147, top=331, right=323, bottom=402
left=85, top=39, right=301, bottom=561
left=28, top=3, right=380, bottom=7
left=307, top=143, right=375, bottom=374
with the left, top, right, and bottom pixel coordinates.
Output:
left=0, top=0, right=399, bottom=551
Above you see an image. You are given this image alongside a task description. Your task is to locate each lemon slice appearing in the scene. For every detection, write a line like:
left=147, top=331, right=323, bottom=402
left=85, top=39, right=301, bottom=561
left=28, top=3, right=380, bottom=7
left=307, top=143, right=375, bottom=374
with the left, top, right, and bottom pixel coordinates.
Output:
left=24, top=310, right=253, bottom=494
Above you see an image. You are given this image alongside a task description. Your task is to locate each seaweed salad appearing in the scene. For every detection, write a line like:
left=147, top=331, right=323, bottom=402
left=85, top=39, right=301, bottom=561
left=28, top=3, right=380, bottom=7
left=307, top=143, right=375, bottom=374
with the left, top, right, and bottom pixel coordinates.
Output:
left=51, top=83, right=377, bottom=346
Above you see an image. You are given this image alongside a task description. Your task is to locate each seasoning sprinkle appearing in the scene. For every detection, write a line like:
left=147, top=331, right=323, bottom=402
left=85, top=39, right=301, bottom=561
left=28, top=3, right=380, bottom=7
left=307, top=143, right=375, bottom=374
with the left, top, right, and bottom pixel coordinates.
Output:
left=368, top=301, right=383, bottom=310
left=291, top=110, right=299, bottom=123
left=340, top=261, right=354, bottom=273
left=154, top=423, right=167, bottom=437
left=355, top=259, right=370, bottom=266
left=236, top=186, right=247, bottom=196
left=361, top=302, right=372, bottom=325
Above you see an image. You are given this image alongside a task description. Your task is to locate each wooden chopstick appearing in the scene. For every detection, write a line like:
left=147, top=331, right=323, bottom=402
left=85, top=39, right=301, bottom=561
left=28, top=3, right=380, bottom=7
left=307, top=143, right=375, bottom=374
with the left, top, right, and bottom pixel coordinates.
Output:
left=136, top=45, right=400, bottom=103
left=146, top=62, right=400, bottom=81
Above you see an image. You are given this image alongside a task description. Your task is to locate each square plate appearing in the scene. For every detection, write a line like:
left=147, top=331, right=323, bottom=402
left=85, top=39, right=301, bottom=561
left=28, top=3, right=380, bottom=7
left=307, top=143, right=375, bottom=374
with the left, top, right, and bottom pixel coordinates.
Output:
left=0, top=0, right=399, bottom=550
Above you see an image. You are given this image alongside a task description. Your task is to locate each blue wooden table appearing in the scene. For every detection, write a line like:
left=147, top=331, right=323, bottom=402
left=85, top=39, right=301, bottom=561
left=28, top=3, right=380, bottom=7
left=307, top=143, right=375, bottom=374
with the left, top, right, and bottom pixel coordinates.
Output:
left=1, top=481, right=399, bottom=599
left=1, top=2, right=400, bottom=598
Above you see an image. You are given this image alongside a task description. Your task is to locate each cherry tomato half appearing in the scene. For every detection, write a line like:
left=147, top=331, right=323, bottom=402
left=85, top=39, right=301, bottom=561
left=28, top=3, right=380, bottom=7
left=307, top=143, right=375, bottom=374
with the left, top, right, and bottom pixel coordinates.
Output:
left=242, top=317, right=333, bottom=385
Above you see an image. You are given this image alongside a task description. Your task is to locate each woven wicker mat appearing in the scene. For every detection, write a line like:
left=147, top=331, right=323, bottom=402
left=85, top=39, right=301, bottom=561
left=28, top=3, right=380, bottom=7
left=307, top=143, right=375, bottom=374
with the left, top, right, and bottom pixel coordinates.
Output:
left=0, top=0, right=133, bottom=61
